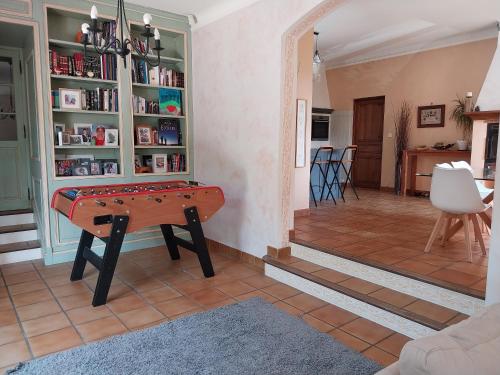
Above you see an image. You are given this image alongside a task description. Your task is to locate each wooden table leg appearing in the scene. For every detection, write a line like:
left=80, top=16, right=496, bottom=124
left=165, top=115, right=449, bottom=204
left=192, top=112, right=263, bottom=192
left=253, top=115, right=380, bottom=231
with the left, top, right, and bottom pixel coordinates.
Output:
left=409, top=155, right=417, bottom=196
left=401, top=151, right=408, bottom=196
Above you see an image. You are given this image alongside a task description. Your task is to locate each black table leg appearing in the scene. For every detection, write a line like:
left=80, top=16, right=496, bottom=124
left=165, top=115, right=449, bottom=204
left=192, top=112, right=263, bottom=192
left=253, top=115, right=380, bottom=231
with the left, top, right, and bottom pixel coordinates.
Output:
left=92, top=215, right=129, bottom=307
left=184, top=207, right=215, bottom=278
left=70, top=230, right=94, bottom=281
left=160, top=224, right=181, bottom=260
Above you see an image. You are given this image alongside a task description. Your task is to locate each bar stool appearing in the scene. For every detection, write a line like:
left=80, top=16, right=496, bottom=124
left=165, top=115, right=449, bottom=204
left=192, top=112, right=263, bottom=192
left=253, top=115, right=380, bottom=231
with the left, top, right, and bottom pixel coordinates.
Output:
left=327, top=145, right=359, bottom=201
left=310, top=147, right=335, bottom=207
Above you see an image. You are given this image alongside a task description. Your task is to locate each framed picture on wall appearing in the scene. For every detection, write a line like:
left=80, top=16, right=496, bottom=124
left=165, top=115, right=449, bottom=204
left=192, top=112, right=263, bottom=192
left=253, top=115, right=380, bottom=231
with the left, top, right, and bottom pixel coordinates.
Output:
left=418, top=105, right=445, bottom=128
left=295, top=99, right=307, bottom=168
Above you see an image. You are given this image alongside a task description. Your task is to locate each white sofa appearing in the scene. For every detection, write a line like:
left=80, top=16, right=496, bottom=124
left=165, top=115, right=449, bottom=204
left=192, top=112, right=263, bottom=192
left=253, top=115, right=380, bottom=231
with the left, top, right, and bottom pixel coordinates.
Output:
left=376, top=303, right=500, bottom=375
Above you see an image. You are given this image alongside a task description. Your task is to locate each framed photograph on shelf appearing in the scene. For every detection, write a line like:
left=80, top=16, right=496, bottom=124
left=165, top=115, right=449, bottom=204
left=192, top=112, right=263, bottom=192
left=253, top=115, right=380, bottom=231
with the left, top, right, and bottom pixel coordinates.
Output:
left=105, top=129, right=119, bottom=146
left=54, top=123, right=65, bottom=146
left=152, top=154, right=168, bottom=173
left=136, top=125, right=152, bottom=145
left=91, top=124, right=107, bottom=146
left=69, top=135, right=83, bottom=145
left=62, top=131, right=71, bottom=145
left=90, top=161, right=102, bottom=175
left=102, top=160, right=118, bottom=175
left=72, top=164, right=90, bottom=176
left=59, top=89, right=82, bottom=110
left=74, top=123, right=93, bottom=143
left=418, top=105, right=445, bottom=128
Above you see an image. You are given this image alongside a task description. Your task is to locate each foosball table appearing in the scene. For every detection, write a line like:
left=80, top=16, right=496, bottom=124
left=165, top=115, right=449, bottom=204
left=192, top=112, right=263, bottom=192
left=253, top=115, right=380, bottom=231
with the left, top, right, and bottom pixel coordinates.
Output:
left=51, top=180, right=225, bottom=306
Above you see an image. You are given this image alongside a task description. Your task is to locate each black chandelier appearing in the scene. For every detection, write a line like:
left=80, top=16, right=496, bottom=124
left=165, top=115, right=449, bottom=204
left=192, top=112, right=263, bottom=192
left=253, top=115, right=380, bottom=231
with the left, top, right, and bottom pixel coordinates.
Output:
left=81, top=0, right=163, bottom=68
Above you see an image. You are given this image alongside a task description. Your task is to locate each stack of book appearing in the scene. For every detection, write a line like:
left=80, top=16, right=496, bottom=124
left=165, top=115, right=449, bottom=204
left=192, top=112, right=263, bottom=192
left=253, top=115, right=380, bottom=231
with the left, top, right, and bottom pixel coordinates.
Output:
left=131, top=57, right=184, bottom=88
left=168, top=153, right=185, bottom=172
left=87, top=21, right=116, bottom=49
left=132, top=95, right=159, bottom=114
left=50, top=50, right=117, bottom=80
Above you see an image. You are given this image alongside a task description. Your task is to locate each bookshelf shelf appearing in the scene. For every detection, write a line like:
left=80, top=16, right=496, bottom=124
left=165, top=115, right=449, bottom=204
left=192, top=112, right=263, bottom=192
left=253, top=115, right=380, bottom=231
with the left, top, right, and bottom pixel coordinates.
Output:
left=134, top=145, right=185, bottom=149
left=132, top=83, right=184, bottom=91
left=131, top=51, right=183, bottom=64
left=55, top=145, right=120, bottom=149
left=52, top=109, right=119, bottom=115
left=48, top=38, right=85, bottom=50
left=134, top=171, right=189, bottom=177
left=133, top=113, right=185, bottom=119
left=51, top=74, right=118, bottom=84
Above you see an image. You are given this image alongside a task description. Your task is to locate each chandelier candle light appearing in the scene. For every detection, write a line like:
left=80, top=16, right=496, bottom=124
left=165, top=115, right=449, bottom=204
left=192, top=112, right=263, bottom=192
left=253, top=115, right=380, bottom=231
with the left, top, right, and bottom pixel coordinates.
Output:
left=313, top=31, right=322, bottom=79
left=81, top=1, right=164, bottom=68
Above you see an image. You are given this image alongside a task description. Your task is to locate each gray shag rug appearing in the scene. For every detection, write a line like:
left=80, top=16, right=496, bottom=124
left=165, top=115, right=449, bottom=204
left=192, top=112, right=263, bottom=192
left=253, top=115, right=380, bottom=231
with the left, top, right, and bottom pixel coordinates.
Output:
left=8, top=298, right=381, bottom=375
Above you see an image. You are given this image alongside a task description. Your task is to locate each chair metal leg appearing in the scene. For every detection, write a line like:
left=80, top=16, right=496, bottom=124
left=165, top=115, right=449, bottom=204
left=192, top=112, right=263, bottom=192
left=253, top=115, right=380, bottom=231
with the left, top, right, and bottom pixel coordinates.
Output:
left=310, top=181, right=318, bottom=207
left=342, top=162, right=359, bottom=200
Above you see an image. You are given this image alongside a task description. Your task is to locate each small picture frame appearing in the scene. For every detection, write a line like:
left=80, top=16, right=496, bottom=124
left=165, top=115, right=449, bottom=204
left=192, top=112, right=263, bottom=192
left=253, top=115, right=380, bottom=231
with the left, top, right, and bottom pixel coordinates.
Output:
left=105, top=129, right=119, bottom=146
left=136, top=125, right=152, bottom=145
left=134, top=155, right=143, bottom=168
left=72, top=164, right=90, bottom=176
left=418, top=105, right=445, bottom=128
left=54, top=123, right=66, bottom=146
left=62, top=131, right=71, bottom=145
left=59, top=89, right=82, bottom=110
left=152, top=153, right=168, bottom=174
left=74, top=123, right=93, bottom=144
left=102, top=161, right=118, bottom=175
left=92, top=124, right=107, bottom=146
left=69, top=135, right=83, bottom=145
left=90, top=161, right=102, bottom=175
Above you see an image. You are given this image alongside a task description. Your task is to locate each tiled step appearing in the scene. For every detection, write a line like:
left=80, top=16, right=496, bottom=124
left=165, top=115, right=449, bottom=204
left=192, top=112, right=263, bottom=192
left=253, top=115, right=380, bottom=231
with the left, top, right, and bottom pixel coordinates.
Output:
left=264, top=255, right=468, bottom=334
left=0, top=210, right=34, bottom=227
left=0, top=240, right=40, bottom=254
left=291, top=238, right=485, bottom=300
left=0, top=223, right=38, bottom=245
left=290, top=242, right=485, bottom=316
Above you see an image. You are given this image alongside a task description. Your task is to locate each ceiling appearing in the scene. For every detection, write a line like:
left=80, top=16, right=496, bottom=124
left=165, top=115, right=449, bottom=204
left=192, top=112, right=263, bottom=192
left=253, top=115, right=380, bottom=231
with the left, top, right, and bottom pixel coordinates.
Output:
left=315, top=0, right=500, bottom=68
left=127, top=0, right=260, bottom=28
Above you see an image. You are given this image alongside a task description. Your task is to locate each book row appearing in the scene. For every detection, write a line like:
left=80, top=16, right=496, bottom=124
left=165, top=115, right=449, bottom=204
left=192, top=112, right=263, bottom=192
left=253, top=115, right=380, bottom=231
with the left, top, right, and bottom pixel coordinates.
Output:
left=52, top=88, right=119, bottom=112
left=134, top=153, right=186, bottom=174
left=50, top=49, right=117, bottom=81
left=131, top=58, right=184, bottom=88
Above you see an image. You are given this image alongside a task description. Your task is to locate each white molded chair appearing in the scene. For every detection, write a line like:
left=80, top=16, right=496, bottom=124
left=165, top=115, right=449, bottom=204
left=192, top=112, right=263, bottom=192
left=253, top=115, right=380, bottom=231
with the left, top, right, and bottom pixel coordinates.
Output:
left=425, top=165, right=490, bottom=262
left=451, top=161, right=494, bottom=200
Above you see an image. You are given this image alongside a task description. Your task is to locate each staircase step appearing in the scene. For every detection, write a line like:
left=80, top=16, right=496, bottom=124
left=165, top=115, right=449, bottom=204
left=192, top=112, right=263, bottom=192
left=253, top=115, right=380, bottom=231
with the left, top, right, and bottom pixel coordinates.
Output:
left=0, top=223, right=37, bottom=234
left=264, top=255, right=467, bottom=331
left=0, top=212, right=35, bottom=227
left=0, top=240, right=40, bottom=254
left=0, top=209, right=33, bottom=216
left=290, top=242, right=484, bottom=316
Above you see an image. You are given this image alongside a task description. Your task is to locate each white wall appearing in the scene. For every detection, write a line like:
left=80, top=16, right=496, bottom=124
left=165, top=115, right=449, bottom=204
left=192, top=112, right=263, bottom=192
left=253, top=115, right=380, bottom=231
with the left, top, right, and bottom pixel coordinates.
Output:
left=192, top=0, right=324, bottom=257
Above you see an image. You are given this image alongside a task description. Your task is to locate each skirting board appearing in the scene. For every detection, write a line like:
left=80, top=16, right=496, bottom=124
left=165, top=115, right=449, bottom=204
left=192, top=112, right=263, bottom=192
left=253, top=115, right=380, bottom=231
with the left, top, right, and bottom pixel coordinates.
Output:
left=291, top=243, right=485, bottom=315
left=0, top=248, right=42, bottom=265
left=265, top=263, right=435, bottom=339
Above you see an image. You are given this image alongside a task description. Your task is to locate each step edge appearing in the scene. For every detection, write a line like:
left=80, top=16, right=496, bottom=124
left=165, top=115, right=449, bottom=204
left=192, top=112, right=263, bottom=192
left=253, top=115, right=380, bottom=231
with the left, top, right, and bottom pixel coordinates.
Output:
left=291, top=239, right=484, bottom=300
left=264, top=255, right=449, bottom=331
left=0, top=209, right=33, bottom=217
left=0, top=223, right=37, bottom=234
left=265, top=262, right=435, bottom=339
left=0, top=240, right=41, bottom=254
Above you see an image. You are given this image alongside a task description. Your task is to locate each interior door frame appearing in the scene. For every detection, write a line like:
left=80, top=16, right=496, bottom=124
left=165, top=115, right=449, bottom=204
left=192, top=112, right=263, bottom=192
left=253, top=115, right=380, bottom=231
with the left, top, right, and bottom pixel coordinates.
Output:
left=0, top=15, right=50, bottom=248
left=352, top=95, right=385, bottom=189
left=0, top=46, right=31, bottom=210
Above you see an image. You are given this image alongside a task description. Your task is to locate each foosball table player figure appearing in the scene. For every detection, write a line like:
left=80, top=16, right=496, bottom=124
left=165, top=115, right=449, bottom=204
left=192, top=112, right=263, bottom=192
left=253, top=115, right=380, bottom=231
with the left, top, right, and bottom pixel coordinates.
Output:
left=51, top=181, right=225, bottom=306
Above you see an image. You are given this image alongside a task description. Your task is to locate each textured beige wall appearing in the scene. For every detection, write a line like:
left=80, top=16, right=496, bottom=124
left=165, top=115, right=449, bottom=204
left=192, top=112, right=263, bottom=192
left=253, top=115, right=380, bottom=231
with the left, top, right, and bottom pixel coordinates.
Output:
left=294, top=29, right=314, bottom=211
left=326, top=38, right=497, bottom=189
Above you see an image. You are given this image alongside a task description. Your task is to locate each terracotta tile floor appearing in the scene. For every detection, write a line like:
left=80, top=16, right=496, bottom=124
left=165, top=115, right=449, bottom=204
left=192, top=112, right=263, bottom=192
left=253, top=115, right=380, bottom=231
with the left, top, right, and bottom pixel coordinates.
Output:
left=295, top=189, right=489, bottom=297
left=0, top=246, right=408, bottom=372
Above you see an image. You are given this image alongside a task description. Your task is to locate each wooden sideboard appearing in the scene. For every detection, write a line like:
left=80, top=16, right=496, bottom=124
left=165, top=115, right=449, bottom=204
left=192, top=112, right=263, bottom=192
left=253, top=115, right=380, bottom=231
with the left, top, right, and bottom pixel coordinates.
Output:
left=400, top=149, right=471, bottom=196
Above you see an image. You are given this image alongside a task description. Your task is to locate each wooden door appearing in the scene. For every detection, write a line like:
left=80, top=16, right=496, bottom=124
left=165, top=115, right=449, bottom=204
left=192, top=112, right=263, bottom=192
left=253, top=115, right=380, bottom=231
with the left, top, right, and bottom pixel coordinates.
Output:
left=352, top=96, right=385, bottom=189
left=0, top=48, right=30, bottom=210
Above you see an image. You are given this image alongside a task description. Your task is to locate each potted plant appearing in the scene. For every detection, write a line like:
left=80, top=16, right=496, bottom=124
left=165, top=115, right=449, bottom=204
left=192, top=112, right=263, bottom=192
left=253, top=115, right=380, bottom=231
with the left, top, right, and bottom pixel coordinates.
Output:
left=393, top=101, right=412, bottom=195
left=450, top=96, right=473, bottom=150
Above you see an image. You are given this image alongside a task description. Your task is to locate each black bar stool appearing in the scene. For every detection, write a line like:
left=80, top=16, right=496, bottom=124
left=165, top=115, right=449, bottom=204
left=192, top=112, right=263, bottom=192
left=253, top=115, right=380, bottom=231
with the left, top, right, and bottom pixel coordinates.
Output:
left=328, top=145, right=360, bottom=201
left=310, top=147, right=335, bottom=207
